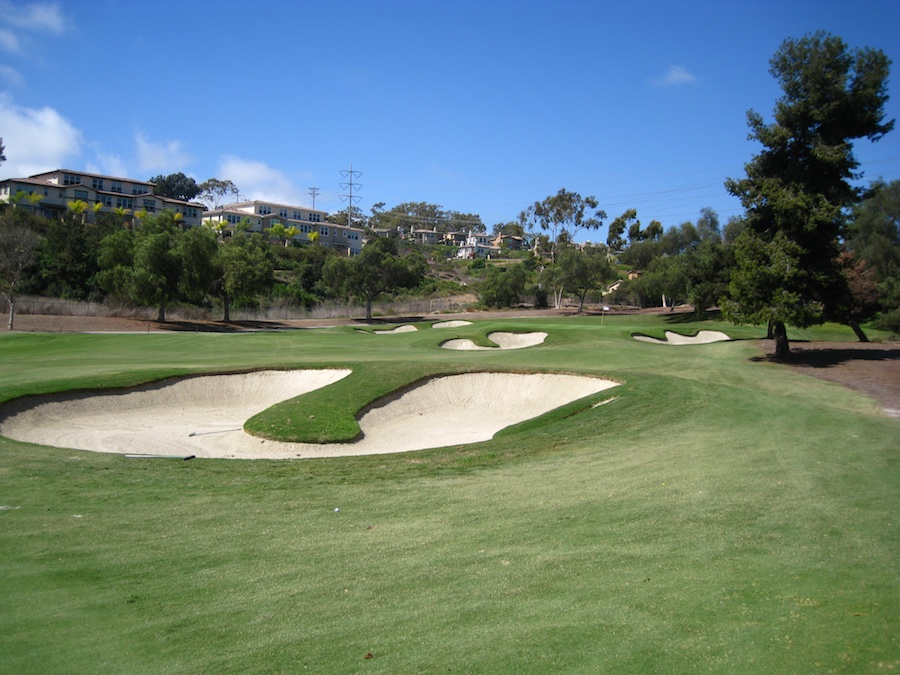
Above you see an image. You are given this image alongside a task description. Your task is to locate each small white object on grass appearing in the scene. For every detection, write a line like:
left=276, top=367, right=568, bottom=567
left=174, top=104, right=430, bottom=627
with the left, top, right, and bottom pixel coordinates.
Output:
left=334, top=508, right=340, bottom=512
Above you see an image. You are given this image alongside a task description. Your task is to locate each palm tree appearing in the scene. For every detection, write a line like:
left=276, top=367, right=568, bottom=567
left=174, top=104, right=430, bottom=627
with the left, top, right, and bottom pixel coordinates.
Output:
left=112, top=206, right=133, bottom=229
left=25, top=192, right=43, bottom=213
left=284, top=225, right=299, bottom=246
left=265, top=222, right=286, bottom=246
left=67, top=199, right=89, bottom=225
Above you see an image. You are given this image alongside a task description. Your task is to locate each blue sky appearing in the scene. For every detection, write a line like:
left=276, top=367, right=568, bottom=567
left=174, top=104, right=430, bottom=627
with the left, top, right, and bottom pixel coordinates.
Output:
left=1, top=0, right=898, bottom=241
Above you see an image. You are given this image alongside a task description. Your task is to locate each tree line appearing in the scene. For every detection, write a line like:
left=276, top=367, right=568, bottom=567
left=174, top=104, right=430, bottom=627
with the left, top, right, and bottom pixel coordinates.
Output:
left=2, top=32, right=897, bottom=350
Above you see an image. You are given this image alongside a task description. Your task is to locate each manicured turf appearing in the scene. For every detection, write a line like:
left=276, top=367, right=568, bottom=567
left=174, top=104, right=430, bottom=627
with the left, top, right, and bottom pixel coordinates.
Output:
left=0, top=314, right=897, bottom=673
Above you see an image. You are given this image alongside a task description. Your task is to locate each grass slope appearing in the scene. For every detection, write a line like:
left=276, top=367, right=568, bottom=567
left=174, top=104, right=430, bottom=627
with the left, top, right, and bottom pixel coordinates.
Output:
left=0, top=314, right=897, bottom=673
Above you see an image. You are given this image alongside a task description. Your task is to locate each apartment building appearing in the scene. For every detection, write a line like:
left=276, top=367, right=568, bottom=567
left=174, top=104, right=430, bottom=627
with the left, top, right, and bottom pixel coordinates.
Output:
left=202, top=200, right=364, bottom=255
left=0, top=169, right=204, bottom=226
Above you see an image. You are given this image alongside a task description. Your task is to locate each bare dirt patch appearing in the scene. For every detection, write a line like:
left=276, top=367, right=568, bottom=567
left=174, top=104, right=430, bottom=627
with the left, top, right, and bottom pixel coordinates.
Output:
left=757, top=340, right=900, bottom=418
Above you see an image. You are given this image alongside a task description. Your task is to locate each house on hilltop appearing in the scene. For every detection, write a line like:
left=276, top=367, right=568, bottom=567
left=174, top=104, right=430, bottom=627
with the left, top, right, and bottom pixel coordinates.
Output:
left=0, top=169, right=204, bottom=226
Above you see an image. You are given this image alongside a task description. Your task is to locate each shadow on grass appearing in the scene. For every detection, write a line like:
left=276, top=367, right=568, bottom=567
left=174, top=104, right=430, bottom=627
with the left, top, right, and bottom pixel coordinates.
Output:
left=751, top=345, right=900, bottom=369
left=662, top=309, right=723, bottom=324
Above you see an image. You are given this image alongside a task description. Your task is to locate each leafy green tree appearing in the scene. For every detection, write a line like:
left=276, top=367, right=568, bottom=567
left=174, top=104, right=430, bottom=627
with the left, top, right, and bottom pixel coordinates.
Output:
left=0, top=138, right=5, bottom=164
left=214, top=233, right=275, bottom=321
left=606, top=209, right=632, bottom=251
left=95, top=229, right=135, bottom=298
left=323, top=238, right=425, bottom=320
left=681, top=239, right=734, bottom=315
left=478, top=263, right=528, bottom=308
left=197, top=178, right=239, bottom=210
left=149, top=173, right=201, bottom=202
left=844, top=179, right=900, bottom=332
left=559, top=247, right=616, bottom=312
left=38, top=211, right=104, bottom=300
left=723, top=32, right=893, bottom=355
left=520, top=189, right=605, bottom=262
left=177, top=226, right=218, bottom=305
left=0, top=214, right=42, bottom=329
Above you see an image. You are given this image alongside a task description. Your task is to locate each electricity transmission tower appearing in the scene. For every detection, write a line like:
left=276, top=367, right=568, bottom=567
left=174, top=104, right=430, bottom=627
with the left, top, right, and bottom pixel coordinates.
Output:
left=308, top=186, right=320, bottom=210
left=339, top=165, right=362, bottom=226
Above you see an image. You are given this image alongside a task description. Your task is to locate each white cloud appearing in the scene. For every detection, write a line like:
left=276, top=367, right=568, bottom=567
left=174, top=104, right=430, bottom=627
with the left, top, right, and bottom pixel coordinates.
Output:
left=0, top=95, right=82, bottom=177
left=0, top=27, right=20, bottom=53
left=0, top=64, right=23, bottom=86
left=135, top=132, right=192, bottom=173
left=218, top=156, right=304, bottom=204
left=86, top=150, right=127, bottom=179
left=0, top=1, right=67, bottom=34
left=652, top=65, right=698, bottom=87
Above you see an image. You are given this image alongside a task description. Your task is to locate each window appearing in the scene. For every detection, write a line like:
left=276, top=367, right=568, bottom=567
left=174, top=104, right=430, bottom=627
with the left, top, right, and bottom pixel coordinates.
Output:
left=300, top=224, right=311, bottom=234
left=63, top=173, right=80, bottom=186
left=110, top=180, right=123, bottom=193
left=258, top=205, right=272, bottom=215
left=143, top=199, right=156, bottom=211
left=92, top=178, right=104, bottom=190
left=74, top=189, right=89, bottom=199
left=319, top=226, right=329, bottom=236
left=100, top=195, right=112, bottom=207
left=293, top=210, right=302, bottom=219
left=278, top=209, right=288, bottom=218
left=116, top=197, right=133, bottom=209
left=132, top=185, right=146, bottom=195
left=308, top=213, right=321, bottom=222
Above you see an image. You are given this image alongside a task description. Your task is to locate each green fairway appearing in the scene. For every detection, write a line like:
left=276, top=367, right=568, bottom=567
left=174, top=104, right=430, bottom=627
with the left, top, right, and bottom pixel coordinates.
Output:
left=1, top=314, right=897, bottom=673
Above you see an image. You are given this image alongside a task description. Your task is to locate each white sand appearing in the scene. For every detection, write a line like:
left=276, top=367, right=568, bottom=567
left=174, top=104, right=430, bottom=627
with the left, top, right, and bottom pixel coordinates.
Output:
left=372, top=325, right=418, bottom=334
left=441, top=331, right=548, bottom=350
left=0, top=370, right=617, bottom=460
left=432, top=320, right=472, bottom=329
left=633, top=330, right=730, bottom=345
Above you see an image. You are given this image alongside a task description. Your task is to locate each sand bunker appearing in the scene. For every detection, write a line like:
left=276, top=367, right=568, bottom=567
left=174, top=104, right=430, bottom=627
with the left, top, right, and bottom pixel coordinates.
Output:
left=0, top=370, right=617, bottom=460
left=442, top=332, right=548, bottom=350
left=370, top=325, right=418, bottom=334
left=432, top=320, right=472, bottom=329
left=633, top=330, right=730, bottom=345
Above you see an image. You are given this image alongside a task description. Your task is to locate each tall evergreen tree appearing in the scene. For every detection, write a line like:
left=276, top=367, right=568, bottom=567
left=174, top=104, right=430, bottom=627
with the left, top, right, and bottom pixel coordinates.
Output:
left=723, top=32, right=893, bottom=355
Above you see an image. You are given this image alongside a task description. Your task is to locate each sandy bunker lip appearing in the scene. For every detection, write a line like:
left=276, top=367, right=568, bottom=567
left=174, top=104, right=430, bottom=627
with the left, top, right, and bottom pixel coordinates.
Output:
left=633, top=330, right=730, bottom=345
left=441, top=332, right=548, bottom=350
left=0, top=370, right=618, bottom=460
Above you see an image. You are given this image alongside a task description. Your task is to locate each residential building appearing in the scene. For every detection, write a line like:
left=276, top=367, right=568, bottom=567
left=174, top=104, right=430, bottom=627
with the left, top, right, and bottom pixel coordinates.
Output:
left=202, top=200, right=364, bottom=255
left=0, top=169, right=204, bottom=226
left=457, top=231, right=500, bottom=259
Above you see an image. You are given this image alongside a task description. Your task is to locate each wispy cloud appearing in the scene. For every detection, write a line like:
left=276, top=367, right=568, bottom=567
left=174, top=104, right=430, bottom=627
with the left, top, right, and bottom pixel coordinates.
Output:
left=218, top=156, right=307, bottom=204
left=0, top=94, right=82, bottom=177
left=135, top=132, right=192, bottom=173
left=0, top=27, right=20, bottom=54
left=0, top=64, right=23, bottom=86
left=652, top=65, right=698, bottom=87
left=0, top=1, right=68, bottom=34
left=86, top=148, right=128, bottom=180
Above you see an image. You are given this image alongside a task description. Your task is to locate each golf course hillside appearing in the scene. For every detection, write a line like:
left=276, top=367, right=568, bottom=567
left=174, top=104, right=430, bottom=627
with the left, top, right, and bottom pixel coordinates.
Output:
left=0, top=313, right=897, bottom=673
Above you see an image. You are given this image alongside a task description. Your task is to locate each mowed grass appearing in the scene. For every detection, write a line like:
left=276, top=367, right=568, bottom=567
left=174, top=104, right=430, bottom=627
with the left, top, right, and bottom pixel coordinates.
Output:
left=0, top=314, right=897, bottom=673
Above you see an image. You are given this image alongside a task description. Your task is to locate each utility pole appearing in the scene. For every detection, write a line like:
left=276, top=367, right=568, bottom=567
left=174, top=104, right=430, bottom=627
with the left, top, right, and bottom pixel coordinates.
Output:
left=308, top=186, right=319, bottom=210
left=339, top=164, right=362, bottom=226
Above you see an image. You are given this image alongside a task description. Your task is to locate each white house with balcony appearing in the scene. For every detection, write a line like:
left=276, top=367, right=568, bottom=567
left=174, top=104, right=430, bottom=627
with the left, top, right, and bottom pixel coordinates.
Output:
left=0, top=169, right=204, bottom=226
left=202, top=200, right=364, bottom=255
left=456, top=231, right=500, bottom=259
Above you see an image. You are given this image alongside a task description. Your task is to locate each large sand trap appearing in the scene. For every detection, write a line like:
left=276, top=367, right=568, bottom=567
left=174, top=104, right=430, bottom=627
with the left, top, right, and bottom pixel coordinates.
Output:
left=0, top=370, right=617, bottom=460
left=442, top=332, right=548, bottom=350
left=633, top=330, right=730, bottom=345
